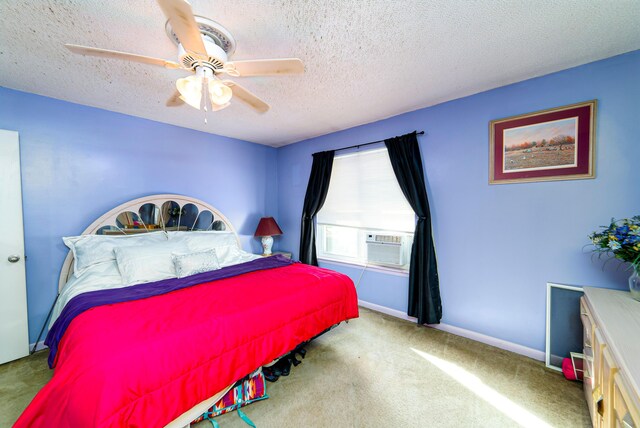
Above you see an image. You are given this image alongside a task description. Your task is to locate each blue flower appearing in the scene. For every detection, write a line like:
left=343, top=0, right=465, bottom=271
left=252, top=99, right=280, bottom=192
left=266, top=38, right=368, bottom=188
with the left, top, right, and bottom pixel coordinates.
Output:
left=624, top=235, right=640, bottom=245
left=615, top=225, right=630, bottom=240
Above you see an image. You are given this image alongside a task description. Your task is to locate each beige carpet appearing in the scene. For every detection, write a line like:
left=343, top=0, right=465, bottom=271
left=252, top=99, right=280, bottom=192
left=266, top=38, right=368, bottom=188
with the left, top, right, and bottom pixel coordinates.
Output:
left=1, top=308, right=589, bottom=428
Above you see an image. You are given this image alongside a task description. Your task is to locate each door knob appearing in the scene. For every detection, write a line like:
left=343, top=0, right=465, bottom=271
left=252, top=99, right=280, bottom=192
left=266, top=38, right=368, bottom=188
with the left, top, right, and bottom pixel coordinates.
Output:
left=7, top=255, right=20, bottom=263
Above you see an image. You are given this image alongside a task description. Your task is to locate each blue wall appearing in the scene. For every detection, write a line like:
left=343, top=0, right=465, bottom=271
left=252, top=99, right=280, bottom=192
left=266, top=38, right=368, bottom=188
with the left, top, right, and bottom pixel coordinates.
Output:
left=0, top=87, right=278, bottom=342
left=276, top=50, right=640, bottom=353
left=3, top=50, right=639, bottom=352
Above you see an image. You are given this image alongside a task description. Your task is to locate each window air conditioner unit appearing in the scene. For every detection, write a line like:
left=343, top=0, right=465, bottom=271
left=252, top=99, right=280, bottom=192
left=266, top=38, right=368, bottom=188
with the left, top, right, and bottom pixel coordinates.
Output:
left=366, top=233, right=405, bottom=267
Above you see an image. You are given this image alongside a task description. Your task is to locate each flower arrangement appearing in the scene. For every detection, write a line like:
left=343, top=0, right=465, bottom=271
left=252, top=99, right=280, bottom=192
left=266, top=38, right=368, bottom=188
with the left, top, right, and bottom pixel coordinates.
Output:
left=589, top=216, right=640, bottom=270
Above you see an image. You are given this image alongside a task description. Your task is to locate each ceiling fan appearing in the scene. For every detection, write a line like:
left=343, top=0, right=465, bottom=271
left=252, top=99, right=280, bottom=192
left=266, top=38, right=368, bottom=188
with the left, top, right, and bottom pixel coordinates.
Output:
left=65, top=0, right=304, bottom=114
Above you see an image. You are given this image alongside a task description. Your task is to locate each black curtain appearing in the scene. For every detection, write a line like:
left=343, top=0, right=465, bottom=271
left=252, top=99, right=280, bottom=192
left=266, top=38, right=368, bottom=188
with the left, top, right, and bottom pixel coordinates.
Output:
left=299, top=150, right=335, bottom=266
left=385, top=132, right=442, bottom=324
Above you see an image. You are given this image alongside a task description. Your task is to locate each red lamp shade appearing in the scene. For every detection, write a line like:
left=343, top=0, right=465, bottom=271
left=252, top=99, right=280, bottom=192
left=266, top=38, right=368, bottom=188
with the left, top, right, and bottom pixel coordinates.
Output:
left=254, top=217, right=283, bottom=237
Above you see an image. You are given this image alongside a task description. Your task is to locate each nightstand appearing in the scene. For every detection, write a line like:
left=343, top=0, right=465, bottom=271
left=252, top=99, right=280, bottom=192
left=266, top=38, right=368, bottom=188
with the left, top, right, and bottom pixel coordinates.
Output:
left=260, top=251, right=292, bottom=259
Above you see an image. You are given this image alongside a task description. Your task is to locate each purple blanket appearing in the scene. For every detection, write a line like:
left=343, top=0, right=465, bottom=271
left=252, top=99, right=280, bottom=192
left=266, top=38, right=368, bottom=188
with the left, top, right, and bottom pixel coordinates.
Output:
left=46, top=255, right=293, bottom=368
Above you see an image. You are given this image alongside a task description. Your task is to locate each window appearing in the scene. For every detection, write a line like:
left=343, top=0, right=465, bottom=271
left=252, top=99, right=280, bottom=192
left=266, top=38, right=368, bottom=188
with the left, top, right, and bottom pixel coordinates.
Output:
left=317, top=148, right=415, bottom=269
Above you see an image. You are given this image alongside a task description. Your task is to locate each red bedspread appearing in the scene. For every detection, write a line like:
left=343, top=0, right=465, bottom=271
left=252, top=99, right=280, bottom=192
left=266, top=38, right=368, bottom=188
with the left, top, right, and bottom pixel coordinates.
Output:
left=15, top=263, right=358, bottom=427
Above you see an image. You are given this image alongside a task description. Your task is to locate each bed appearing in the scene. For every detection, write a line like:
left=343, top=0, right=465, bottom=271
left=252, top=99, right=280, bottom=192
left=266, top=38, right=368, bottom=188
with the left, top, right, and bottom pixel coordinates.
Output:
left=15, top=194, right=358, bottom=428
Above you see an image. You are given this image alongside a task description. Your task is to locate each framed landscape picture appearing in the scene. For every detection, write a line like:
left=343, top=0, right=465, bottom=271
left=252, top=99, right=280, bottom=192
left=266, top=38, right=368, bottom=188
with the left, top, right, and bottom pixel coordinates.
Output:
left=489, top=100, right=596, bottom=184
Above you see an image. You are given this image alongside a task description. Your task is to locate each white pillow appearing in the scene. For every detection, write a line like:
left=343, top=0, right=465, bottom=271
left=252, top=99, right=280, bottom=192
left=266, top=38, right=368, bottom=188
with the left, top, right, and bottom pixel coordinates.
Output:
left=114, top=241, right=188, bottom=285
left=63, top=232, right=167, bottom=278
left=173, top=249, right=221, bottom=278
left=215, top=245, right=260, bottom=268
left=167, top=231, right=238, bottom=252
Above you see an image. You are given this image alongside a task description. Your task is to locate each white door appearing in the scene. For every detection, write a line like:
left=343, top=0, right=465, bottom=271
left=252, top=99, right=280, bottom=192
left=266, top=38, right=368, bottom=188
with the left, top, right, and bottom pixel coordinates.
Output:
left=0, top=130, right=29, bottom=364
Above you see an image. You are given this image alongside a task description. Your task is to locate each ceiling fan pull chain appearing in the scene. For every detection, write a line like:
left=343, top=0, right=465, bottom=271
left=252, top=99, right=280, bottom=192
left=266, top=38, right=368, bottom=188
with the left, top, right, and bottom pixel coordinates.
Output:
left=201, top=73, right=209, bottom=124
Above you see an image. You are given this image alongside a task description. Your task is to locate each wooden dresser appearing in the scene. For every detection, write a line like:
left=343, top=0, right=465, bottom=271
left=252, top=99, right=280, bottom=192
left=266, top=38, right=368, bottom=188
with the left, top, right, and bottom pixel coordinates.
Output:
left=581, top=287, right=640, bottom=427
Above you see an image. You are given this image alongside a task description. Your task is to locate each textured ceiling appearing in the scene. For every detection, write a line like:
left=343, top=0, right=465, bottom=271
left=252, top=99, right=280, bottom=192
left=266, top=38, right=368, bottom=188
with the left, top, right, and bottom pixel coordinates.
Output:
left=1, top=1, right=639, bottom=147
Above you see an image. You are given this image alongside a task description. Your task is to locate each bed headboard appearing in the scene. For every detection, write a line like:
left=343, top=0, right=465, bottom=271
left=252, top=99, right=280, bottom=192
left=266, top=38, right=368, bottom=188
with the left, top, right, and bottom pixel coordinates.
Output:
left=58, top=194, right=238, bottom=291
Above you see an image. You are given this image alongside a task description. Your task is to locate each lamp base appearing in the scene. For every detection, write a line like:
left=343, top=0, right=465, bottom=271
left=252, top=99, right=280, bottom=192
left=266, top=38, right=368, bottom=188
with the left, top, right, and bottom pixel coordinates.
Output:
left=261, top=236, right=274, bottom=255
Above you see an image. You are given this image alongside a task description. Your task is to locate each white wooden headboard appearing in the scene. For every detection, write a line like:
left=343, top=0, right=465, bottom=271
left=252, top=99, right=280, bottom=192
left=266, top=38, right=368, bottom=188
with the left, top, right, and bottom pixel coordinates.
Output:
left=58, top=194, right=238, bottom=291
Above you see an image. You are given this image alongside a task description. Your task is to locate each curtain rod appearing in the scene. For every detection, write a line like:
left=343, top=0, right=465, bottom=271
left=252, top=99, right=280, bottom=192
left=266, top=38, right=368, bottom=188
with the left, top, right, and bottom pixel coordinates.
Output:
left=313, top=130, right=424, bottom=155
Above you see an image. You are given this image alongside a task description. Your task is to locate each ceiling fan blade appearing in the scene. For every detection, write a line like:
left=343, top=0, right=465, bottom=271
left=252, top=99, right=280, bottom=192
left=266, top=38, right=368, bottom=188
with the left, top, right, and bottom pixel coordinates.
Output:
left=223, top=59, right=304, bottom=77
left=65, top=44, right=182, bottom=69
left=156, top=0, right=207, bottom=57
left=166, top=90, right=185, bottom=107
left=223, top=80, right=270, bottom=113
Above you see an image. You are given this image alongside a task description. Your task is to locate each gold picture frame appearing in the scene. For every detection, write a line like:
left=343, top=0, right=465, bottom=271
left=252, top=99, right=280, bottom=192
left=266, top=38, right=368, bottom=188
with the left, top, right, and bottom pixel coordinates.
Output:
left=489, top=100, right=596, bottom=184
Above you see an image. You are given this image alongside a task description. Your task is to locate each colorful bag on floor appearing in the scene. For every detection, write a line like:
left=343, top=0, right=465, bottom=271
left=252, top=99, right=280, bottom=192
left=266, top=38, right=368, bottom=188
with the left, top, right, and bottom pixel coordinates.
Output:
left=191, top=369, right=268, bottom=427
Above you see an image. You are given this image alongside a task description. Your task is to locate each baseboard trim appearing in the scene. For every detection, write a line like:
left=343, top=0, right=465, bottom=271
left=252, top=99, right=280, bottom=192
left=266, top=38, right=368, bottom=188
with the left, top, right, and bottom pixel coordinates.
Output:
left=29, top=340, right=48, bottom=352
left=358, top=300, right=415, bottom=322
left=357, top=299, right=545, bottom=361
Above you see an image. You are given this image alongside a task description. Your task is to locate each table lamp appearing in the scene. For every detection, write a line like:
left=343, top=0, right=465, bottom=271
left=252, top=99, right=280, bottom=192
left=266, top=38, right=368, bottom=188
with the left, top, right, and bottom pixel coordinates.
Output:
left=254, top=217, right=283, bottom=256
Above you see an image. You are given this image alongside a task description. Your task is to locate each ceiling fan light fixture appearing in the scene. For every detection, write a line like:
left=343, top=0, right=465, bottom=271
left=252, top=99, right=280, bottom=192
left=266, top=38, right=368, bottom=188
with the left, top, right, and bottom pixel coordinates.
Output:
left=208, top=80, right=232, bottom=106
left=176, top=74, right=204, bottom=109
left=176, top=67, right=232, bottom=110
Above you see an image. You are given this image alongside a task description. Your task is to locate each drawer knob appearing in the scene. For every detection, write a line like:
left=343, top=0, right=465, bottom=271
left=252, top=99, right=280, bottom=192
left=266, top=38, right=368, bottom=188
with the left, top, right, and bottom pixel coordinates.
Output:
left=592, top=388, right=604, bottom=416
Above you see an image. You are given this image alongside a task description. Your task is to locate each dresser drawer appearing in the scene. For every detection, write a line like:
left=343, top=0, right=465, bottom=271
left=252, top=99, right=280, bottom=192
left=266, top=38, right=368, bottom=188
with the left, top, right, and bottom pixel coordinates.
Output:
left=585, top=345, right=595, bottom=420
left=603, top=347, right=620, bottom=427
left=581, top=296, right=595, bottom=349
left=593, top=329, right=607, bottom=386
left=582, top=288, right=640, bottom=428
left=591, top=328, right=607, bottom=426
left=582, top=296, right=597, bottom=422
left=613, top=373, right=640, bottom=428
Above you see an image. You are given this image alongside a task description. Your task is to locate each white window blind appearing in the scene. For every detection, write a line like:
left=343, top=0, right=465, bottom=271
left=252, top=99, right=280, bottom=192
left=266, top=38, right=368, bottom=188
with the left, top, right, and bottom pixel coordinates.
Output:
left=317, top=148, right=415, bottom=232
